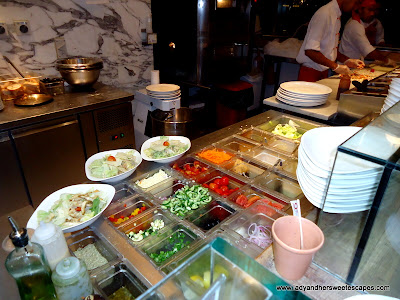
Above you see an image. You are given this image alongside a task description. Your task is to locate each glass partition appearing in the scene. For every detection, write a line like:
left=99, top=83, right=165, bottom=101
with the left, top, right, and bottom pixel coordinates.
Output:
left=314, top=101, right=400, bottom=297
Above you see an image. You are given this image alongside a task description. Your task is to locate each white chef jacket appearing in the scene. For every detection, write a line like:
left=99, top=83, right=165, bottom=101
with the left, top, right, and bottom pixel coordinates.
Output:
left=363, top=18, right=385, bottom=45
left=296, top=0, right=341, bottom=72
left=339, top=19, right=376, bottom=60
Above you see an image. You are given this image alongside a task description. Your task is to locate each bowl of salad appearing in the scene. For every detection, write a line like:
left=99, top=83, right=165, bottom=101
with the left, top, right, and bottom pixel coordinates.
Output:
left=141, top=136, right=191, bottom=164
left=27, top=184, right=115, bottom=233
left=85, top=149, right=142, bottom=183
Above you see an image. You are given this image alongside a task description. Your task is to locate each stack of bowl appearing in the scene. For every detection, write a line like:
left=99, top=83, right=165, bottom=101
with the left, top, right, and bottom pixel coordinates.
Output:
left=56, top=57, right=103, bottom=87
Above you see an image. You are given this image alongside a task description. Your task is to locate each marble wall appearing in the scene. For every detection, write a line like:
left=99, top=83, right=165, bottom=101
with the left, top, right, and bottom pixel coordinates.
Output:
left=0, top=0, right=153, bottom=91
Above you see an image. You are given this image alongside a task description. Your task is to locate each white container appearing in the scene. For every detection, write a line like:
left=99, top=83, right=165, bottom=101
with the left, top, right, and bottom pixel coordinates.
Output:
left=31, top=221, right=70, bottom=270
left=52, top=257, right=93, bottom=300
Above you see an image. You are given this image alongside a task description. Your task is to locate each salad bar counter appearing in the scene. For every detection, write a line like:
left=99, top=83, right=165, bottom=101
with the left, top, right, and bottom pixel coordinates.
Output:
left=4, top=110, right=365, bottom=300
left=45, top=109, right=358, bottom=300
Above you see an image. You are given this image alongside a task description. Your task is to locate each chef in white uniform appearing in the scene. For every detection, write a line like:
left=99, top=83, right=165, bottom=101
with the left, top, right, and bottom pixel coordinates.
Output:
left=339, top=0, right=396, bottom=66
left=296, top=0, right=363, bottom=82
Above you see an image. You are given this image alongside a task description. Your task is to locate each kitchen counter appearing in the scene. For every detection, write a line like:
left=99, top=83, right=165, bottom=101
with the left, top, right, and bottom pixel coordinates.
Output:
left=0, top=109, right=359, bottom=300
left=263, top=78, right=342, bottom=121
left=0, top=83, right=133, bottom=131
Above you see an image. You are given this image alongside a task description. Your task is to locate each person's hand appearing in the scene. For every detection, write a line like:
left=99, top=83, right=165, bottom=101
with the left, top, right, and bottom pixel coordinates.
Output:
left=333, top=64, right=352, bottom=75
left=344, top=59, right=365, bottom=69
left=384, top=58, right=397, bottom=68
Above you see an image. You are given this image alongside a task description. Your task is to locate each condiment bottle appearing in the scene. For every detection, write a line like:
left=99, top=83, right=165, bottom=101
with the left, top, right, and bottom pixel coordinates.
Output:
left=336, top=75, right=351, bottom=100
left=4, top=217, right=57, bottom=300
left=31, top=221, right=70, bottom=270
left=52, top=256, right=93, bottom=300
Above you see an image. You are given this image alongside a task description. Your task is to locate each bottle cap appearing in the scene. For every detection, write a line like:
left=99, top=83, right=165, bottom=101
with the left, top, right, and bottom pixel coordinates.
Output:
left=32, top=221, right=57, bottom=242
left=8, top=217, right=29, bottom=248
left=55, top=257, right=81, bottom=280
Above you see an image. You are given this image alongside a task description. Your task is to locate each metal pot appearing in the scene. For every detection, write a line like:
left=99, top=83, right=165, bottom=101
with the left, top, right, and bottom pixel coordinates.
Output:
left=151, top=108, right=193, bottom=138
left=56, top=57, right=103, bottom=87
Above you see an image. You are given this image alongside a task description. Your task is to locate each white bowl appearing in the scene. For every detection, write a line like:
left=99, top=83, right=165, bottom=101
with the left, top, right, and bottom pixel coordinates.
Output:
left=85, top=149, right=142, bottom=183
left=140, top=136, right=191, bottom=164
left=27, top=184, right=115, bottom=233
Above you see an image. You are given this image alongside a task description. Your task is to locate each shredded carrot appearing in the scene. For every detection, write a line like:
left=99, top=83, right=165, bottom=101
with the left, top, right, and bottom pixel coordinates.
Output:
left=198, top=149, right=233, bottom=164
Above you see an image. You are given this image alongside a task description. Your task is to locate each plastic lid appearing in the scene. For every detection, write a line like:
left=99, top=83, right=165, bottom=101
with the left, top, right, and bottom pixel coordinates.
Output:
left=55, top=257, right=81, bottom=279
left=32, top=221, right=57, bottom=241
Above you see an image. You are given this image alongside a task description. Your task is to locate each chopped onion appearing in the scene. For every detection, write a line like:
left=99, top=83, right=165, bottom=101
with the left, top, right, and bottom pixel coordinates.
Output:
left=247, top=222, right=272, bottom=248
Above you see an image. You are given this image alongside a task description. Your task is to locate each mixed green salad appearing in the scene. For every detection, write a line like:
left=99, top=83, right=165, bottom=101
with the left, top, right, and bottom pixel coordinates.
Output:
left=144, top=136, right=188, bottom=159
left=37, top=189, right=107, bottom=228
left=89, top=151, right=139, bottom=179
left=271, top=120, right=303, bottom=139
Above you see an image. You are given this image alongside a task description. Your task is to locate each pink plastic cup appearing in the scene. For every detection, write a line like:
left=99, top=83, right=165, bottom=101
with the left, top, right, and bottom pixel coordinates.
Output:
left=272, top=216, right=324, bottom=280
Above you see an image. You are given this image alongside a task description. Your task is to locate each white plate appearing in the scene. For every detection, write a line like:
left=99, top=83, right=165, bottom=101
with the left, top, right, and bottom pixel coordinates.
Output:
left=146, top=84, right=180, bottom=93
left=276, top=95, right=327, bottom=107
left=280, top=81, right=332, bottom=95
left=85, top=149, right=142, bottom=183
left=277, top=90, right=328, bottom=102
left=278, top=87, right=328, bottom=99
left=27, top=184, right=115, bottom=233
left=141, top=136, right=191, bottom=163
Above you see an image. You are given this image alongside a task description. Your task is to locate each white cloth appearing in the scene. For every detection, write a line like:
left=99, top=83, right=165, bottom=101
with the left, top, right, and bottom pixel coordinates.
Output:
left=339, top=19, right=376, bottom=60
left=296, top=0, right=341, bottom=72
left=362, top=18, right=385, bottom=45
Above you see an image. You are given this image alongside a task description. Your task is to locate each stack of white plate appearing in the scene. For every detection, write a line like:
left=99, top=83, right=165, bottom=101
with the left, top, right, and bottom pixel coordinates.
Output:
left=381, top=78, right=400, bottom=114
left=146, top=84, right=181, bottom=100
left=276, top=81, right=332, bottom=107
left=296, top=127, right=383, bottom=213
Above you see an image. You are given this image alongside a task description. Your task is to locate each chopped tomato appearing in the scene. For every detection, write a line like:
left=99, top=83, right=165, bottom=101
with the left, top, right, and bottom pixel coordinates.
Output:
left=184, top=164, right=191, bottom=170
left=215, top=188, right=223, bottom=195
left=141, top=206, right=147, bottom=211
left=107, top=155, right=116, bottom=161
left=209, top=183, right=218, bottom=190
left=221, top=191, right=230, bottom=197
left=202, top=183, right=209, bottom=188
left=236, top=195, right=248, bottom=206
left=220, top=176, right=229, bottom=186
left=214, top=178, right=222, bottom=185
left=220, top=186, right=228, bottom=192
left=75, top=207, right=81, bottom=211
left=163, top=141, right=170, bottom=146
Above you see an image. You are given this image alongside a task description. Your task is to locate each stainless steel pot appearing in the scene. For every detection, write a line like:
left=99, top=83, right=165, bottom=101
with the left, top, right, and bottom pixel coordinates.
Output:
left=56, top=57, right=103, bottom=87
left=151, top=108, right=193, bottom=138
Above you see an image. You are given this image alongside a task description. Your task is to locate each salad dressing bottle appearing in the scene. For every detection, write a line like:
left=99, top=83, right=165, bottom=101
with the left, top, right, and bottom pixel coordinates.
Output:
left=5, top=217, right=57, bottom=300
left=31, top=221, right=70, bottom=270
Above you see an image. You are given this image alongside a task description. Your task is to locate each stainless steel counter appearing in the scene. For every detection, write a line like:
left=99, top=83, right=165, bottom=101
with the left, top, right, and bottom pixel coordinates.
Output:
left=0, top=83, right=133, bottom=131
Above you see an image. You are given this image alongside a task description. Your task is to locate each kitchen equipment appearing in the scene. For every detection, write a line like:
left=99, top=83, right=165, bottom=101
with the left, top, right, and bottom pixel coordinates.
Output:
left=5, top=217, right=57, bottom=300
left=31, top=222, right=70, bottom=270
left=14, top=93, right=53, bottom=106
left=133, top=88, right=181, bottom=149
left=151, top=108, right=192, bottom=137
left=40, top=78, right=65, bottom=95
left=56, top=57, right=103, bottom=87
left=51, top=256, right=93, bottom=300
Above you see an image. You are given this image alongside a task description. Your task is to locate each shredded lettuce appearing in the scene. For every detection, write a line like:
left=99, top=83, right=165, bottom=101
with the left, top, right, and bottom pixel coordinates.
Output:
left=144, top=137, right=188, bottom=159
left=272, top=124, right=303, bottom=139
left=37, top=189, right=107, bottom=228
left=89, top=150, right=138, bottom=179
